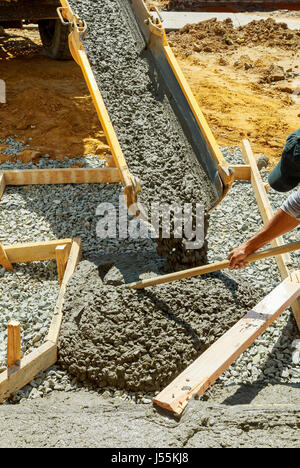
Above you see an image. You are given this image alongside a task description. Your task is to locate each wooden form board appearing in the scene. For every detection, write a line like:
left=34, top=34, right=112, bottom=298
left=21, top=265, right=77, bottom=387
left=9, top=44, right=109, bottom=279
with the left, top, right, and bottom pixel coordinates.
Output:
left=0, top=342, right=57, bottom=404
left=0, top=167, right=121, bottom=204
left=154, top=274, right=300, bottom=415
left=0, top=167, right=121, bottom=200
left=242, top=139, right=300, bottom=330
left=0, top=238, right=81, bottom=403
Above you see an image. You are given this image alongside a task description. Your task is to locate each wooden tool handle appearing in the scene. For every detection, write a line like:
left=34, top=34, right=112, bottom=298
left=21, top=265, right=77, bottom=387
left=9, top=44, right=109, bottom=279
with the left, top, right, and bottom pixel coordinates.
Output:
left=128, top=241, right=300, bottom=290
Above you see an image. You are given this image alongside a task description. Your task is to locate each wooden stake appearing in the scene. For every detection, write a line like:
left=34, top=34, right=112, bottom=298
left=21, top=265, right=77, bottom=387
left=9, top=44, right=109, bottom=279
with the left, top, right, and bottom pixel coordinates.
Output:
left=0, top=243, right=13, bottom=271
left=55, top=244, right=71, bottom=286
left=128, top=241, right=300, bottom=290
left=7, top=320, right=21, bottom=368
left=229, top=164, right=251, bottom=181
left=105, top=155, right=116, bottom=168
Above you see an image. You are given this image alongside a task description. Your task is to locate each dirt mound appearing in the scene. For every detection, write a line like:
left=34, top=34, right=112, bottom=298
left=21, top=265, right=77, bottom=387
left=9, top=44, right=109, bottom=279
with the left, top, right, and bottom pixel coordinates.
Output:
left=169, top=18, right=300, bottom=56
left=58, top=256, right=263, bottom=393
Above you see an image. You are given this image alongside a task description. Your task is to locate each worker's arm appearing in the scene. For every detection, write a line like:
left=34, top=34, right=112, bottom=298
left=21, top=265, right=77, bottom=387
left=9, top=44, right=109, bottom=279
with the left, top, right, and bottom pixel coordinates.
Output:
left=227, top=208, right=300, bottom=269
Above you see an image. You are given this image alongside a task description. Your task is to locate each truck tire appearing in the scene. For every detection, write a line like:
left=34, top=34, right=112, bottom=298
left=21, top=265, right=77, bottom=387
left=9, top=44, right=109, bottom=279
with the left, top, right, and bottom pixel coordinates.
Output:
left=38, top=19, right=71, bottom=60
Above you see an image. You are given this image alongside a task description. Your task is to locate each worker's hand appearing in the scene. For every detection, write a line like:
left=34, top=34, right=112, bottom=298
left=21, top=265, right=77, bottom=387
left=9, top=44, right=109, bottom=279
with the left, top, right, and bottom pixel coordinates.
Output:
left=227, top=244, right=250, bottom=270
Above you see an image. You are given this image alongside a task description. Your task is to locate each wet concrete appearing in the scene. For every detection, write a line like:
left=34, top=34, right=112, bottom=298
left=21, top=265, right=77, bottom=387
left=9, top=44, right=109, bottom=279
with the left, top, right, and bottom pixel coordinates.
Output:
left=58, top=256, right=263, bottom=392
left=59, top=0, right=265, bottom=398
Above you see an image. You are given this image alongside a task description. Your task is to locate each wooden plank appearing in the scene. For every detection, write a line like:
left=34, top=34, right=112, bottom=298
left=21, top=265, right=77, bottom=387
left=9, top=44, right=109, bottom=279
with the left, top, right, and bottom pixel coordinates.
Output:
left=55, top=244, right=71, bottom=286
left=0, top=243, right=13, bottom=271
left=229, top=165, right=251, bottom=181
left=242, top=140, right=276, bottom=226
left=0, top=342, right=57, bottom=403
left=154, top=274, right=300, bottom=415
left=0, top=238, right=80, bottom=402
left=242, top=139, right=300, bottom=330
left=129, top=241, right=300, bottom=290
left=4, top=239, right=72, bottom=264
left=0, top=172, right=5, bottom=200
left=2, top=167, right=121, bottom=185
left=7, top=321, right=21, bottom=368
left=47, top=238, right=82, bottom=345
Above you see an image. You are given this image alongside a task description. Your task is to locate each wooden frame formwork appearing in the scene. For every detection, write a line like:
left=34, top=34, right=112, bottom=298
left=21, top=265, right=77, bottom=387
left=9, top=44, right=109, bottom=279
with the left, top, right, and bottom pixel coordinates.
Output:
left=153, top=139, right=300, bottom=416
left=0, top=238, right=81, bottom=403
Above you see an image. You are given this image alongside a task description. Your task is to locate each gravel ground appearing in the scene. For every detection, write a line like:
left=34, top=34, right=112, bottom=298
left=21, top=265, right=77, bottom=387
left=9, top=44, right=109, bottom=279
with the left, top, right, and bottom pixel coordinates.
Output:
left=0, top=142, right=299, bottom=404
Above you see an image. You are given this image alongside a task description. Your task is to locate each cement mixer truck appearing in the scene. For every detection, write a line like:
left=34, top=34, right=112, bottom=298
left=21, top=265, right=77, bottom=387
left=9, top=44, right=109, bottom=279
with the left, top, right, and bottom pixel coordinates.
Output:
left=0, top=0, right=70, bottom=59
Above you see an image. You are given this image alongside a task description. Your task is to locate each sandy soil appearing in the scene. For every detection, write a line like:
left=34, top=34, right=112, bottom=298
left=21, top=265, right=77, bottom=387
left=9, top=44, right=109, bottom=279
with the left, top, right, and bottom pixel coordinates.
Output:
left=166, top=18, right=300, bottom=165
left=0, top=27, right=109, bottom=162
